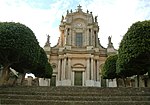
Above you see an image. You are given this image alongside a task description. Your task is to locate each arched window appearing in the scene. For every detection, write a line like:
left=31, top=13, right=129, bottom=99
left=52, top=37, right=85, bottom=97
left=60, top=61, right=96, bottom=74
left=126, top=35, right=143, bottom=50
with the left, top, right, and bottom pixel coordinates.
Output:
left=76, top=33, right=82, bottom=47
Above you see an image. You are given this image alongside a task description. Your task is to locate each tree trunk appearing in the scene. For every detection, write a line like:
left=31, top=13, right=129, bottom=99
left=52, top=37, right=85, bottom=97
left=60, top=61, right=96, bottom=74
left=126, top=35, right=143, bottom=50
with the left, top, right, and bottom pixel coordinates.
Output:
left=122, top=77, right=126, bottom=87
left=20, top=73, right=26, bottom=85
left=0, top=65, right=10, bottom=85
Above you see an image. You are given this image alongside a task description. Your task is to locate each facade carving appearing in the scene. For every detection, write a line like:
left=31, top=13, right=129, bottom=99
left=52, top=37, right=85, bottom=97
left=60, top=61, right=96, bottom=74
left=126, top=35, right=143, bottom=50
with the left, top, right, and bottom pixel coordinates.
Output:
left=44, top=5, right=117, bottom=87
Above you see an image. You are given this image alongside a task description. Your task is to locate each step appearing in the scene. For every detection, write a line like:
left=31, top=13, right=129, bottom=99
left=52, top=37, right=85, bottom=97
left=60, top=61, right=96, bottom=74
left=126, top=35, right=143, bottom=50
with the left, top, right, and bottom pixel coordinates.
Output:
left=0, top=87, right=150, bottom=96
left=0, top=86, right=150, bottom=105
left=1, top=99, right=150, bottom=105
left=1, top=91, right=150, bottom=97
left=1, top=94, right=150, bottom=101
left=1, top=86, right=150, bottom=93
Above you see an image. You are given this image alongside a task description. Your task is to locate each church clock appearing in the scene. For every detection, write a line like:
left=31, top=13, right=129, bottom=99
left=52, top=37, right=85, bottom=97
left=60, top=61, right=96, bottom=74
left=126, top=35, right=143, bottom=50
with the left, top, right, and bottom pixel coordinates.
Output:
left=74, top=23, right=82, bottom=28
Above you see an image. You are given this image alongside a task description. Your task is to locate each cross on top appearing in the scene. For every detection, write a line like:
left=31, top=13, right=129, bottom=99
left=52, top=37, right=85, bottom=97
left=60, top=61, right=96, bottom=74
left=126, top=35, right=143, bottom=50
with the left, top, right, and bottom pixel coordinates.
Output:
left=77, top=5, right=82, bottom=11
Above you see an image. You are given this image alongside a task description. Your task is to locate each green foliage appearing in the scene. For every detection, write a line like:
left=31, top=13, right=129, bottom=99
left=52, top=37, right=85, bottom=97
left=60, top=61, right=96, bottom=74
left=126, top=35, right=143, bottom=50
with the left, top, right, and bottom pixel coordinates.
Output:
left=44, top=63, right=53, bottom=78
left=32, top=47, right=53, bottom=78
left=0, top=22, right=53, bottom=82
left=102, top=55, right=118, bottom=79
left=0, top=22, right=40, bottom=73
left=116, top=20, right=150, bottom=77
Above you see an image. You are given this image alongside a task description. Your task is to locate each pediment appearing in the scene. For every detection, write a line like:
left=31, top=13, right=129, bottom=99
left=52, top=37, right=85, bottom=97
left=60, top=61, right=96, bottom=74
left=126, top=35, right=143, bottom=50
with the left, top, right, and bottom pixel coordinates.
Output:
left=72, top=63, right=85, bottom=68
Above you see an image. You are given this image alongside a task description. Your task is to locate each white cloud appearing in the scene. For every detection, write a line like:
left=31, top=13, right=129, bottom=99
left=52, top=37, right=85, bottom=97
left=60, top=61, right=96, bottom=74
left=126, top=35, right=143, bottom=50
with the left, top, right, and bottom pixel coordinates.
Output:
left=0, top=0, right=150, bottom=48
left=82, top=0, right=150, bottom=48
left=0, top=0, right=60, bottom=47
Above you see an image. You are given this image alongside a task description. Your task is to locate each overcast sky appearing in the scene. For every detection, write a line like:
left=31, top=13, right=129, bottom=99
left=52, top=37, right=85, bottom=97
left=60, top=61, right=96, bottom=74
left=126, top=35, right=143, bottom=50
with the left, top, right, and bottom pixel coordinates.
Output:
left=0, top=0, right=150, bottom=49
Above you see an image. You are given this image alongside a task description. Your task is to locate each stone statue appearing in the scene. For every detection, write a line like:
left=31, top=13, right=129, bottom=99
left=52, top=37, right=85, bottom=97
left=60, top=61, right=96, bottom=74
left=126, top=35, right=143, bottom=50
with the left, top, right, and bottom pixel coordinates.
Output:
left=87, top=10, right=89, bottom=13
left=61, top=15, right=64, bottom=22
left=47, top=34, right=50, bottom=44
left=95, top=16, right=98, bottom=22
left=67, top=10, right=69, bottom=14
left=108, top=36, right=111, bottom=44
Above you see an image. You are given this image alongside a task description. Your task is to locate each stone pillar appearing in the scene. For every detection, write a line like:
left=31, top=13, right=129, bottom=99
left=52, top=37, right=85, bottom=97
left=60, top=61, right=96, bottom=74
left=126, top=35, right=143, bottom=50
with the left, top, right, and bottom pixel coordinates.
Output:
left=61, top=59, right=64, bottom=81
left=66, top=29, right=69, bottom=45
left=63, top=58, right=66, bottom=80
left=86, top=29, right=89, bottom=45
left=60, top=30, right=64, bottom=46
left=93, top=60, right=96, bottom=81
left=90, top=29, right=94, bottom=46
left=96, top=31, right=99, bottom=47
left=57, top=59, right=61, bottom=81
left=71, top=30, right=73, bottom=46
left=72, top=71, right=75, bottom=86
left=97, top=60, right=100, bottom=81
left=73, top=31, right=75, bottom=46
left=83, top=72, right=85, bottom=86
left=94, top=60, right=101, bottom=87
left=91, top=58, right=94, bottom=80
left=68, top=29, right=70, bottom=45
left=89, top=30, right=91, bottom=45
left=70, top=29, right=71, bottom=45
left=68, top=58, right=71, bottom=80
left=86, top=57, right=95, bottom=87
left=86, top=58, right=90, bottom=80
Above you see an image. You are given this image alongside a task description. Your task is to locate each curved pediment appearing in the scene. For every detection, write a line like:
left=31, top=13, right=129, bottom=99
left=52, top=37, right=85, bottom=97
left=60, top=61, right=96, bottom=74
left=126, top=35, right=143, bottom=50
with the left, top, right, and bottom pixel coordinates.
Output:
left=73, top=63, right=85, bottom=68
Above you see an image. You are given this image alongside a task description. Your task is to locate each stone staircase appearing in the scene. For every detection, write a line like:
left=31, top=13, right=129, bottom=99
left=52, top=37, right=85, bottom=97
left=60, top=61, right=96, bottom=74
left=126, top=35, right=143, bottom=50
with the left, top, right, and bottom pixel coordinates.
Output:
left=0, top=86, right=150, bottom=105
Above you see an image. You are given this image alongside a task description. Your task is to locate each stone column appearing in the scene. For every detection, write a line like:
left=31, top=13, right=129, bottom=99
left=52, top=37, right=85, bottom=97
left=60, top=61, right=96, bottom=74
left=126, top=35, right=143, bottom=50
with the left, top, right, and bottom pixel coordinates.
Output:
left=97, top=60, right=100, bottom=81
left=93, top=60, right=96, bottom=81
left=57, top=59, right=61, bottom=81
left=91, top=58, right=94, bottom=80
left=89, top=30, right=91, bottom=45
left=61, top=30, right=64, bottom=46
left=86, top=58, right=90, bottom=80
left=91, top=29, right=92, bottom=46
left=63, top=58, right=66, bottom=79
left=73, top=31, right=75, bottom=46
left=68, top=29, right=71, bottom=45
left=68, top=58, right=71, bottom=80
left=83, top=72, right=85, bottom=86
left=61, top=59, right=64, bottom=80
left=66, top=29, right=69, bottom=45
left=72, top=71, right=75, bottom=86
left=87, top=29, right=89, bottom=45
left=96, top=31, right=99, bottom=47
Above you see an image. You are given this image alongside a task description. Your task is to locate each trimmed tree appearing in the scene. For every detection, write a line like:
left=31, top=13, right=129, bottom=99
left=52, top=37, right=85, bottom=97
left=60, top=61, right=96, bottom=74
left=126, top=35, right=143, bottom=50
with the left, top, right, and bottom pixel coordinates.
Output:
left=0, top=22, right=40, bottom=85
left=102, top=55, right=120, bottom=87
left=32, top=47, right=53, bottom=78
left=102, top=55, right=118, bottom=79
left=116, top=20, right=150, bottom=87
left=44, top=62, right=53, bottom=78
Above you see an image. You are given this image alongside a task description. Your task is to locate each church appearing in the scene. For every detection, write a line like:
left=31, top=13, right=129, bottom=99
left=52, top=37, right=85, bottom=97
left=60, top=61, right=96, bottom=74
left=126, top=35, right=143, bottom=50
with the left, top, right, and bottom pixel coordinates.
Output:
left=43, top=5, right=117, bottom=87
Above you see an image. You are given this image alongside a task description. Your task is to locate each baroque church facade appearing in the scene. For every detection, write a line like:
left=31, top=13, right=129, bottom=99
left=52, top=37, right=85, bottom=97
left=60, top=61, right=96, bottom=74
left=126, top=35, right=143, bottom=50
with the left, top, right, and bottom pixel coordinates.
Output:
left=43, top=5, right=117, bottom=87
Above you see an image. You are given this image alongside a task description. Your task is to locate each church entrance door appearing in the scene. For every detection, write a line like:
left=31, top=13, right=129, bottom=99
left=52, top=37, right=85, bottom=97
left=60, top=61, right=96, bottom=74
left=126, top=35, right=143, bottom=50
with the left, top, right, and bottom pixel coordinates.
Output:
left=74, top=71, right=82, bottom=86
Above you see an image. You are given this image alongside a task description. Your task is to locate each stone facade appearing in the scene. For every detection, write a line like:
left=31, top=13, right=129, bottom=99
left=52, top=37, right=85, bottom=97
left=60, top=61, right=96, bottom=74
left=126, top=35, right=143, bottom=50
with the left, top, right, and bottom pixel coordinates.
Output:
left=44, top=5, right=116, bottom=87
